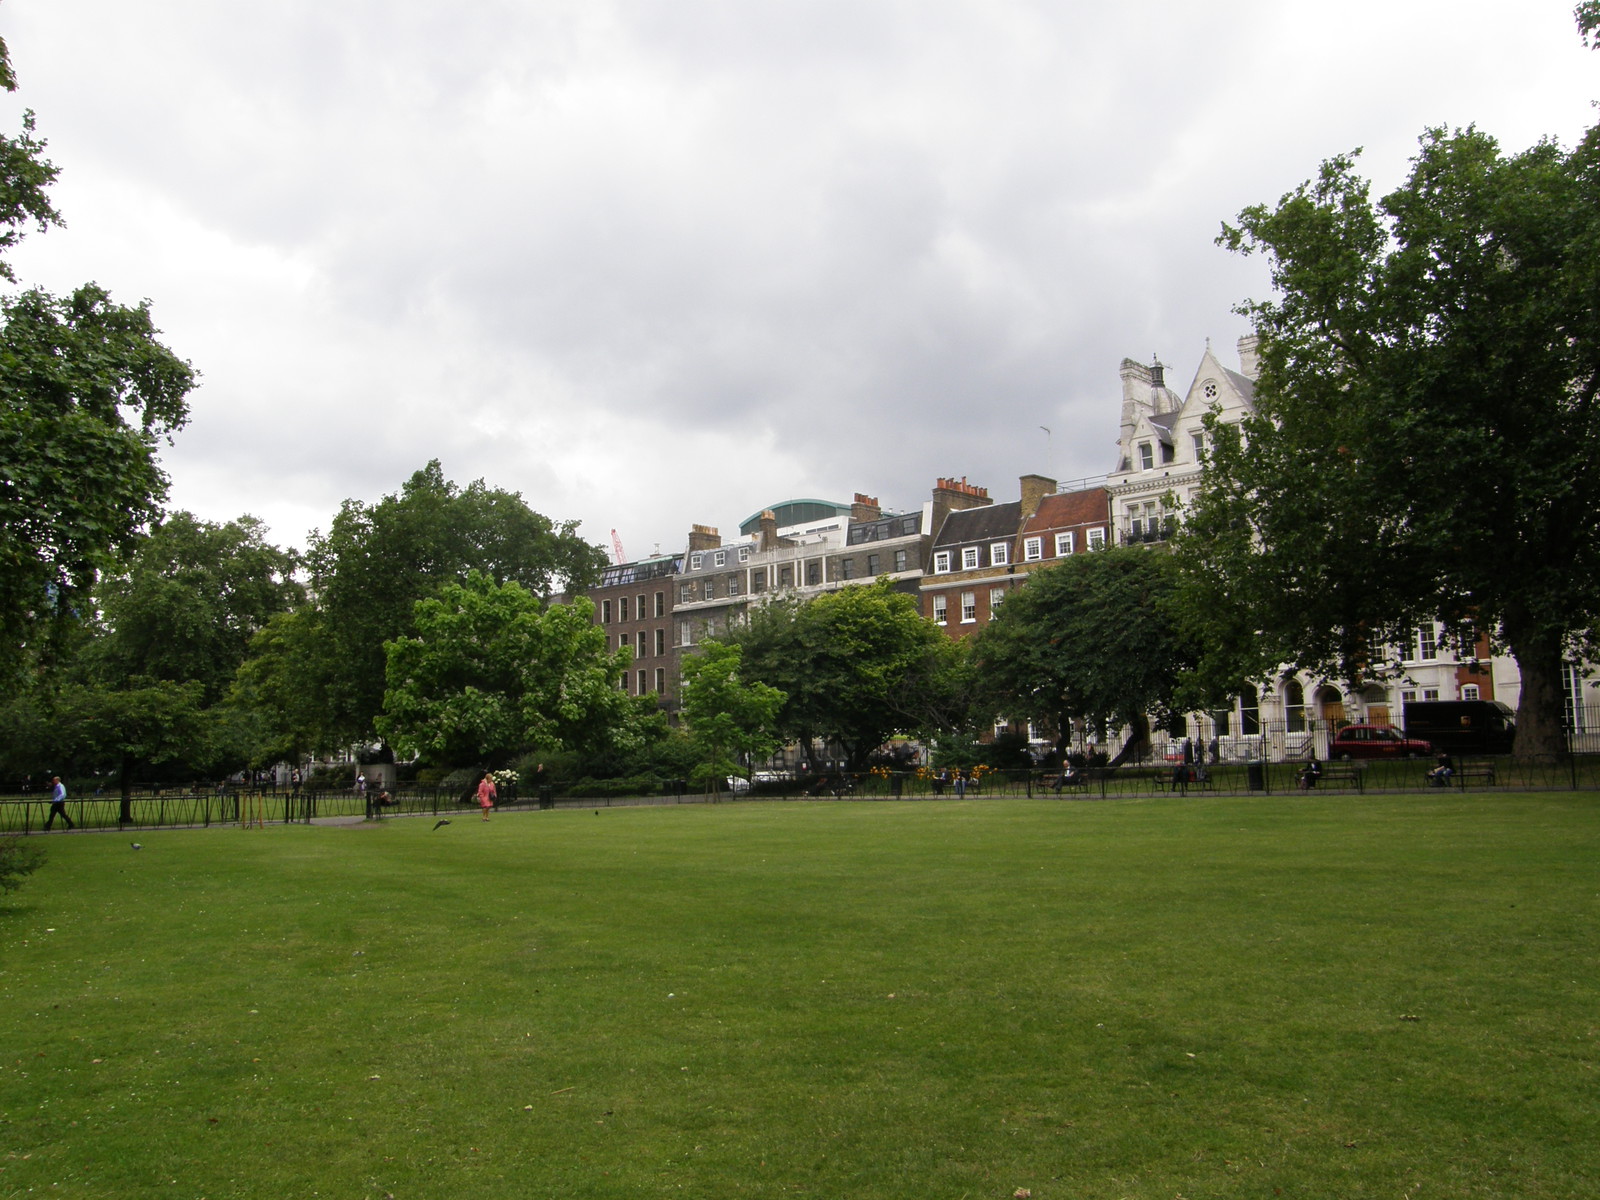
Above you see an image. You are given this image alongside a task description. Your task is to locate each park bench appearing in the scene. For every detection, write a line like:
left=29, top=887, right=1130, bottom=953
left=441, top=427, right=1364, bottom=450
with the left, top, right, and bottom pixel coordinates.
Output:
left=1300, top=765, right=1363, bottom=792
left=1424, top=761, right=1496, bottom=788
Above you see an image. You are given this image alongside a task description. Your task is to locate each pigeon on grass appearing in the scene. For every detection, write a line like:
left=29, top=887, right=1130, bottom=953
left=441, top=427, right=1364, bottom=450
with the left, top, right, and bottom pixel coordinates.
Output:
left=432, top=819, right=451, bottom=831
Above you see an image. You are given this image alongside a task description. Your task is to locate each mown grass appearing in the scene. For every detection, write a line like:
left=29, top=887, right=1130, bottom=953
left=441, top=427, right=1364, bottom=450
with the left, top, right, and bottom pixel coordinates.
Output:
left=2, top=792, right=1597, bottom=1199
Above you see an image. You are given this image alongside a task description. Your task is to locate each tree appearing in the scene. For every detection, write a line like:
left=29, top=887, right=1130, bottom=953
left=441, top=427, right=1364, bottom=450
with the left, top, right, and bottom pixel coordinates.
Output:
left=50, top=513, right=301, bottom=814
left=677, top=641, right=785, bottom=792
left=378, top=571, right=634, bottom=768
left=970, top=548, right=1198, bottom=764
left=1579, top=2, right=1600, bottom=49
left=730, top=580, right=967, bottom=769
left=1179, top=123, right=1600, bottom=758
left=0, top=38, right=197, bottom=678
left=295, top=461, right=608, bottom=748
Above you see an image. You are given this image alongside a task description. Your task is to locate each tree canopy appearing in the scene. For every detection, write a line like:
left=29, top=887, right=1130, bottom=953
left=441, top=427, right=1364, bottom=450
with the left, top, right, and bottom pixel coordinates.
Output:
left=289, top=460, right=609, bottom=748
left=0, top=36, right=197, bottom=678
left=1179, top=123, right=1600, bottom=757
left=378, top=571, right=633, bottom=768
left=971, top=548, right=1197, bottom=763
left=677, top=640, right=786, bottom=791
left=729, top=580, right=967, bottom=769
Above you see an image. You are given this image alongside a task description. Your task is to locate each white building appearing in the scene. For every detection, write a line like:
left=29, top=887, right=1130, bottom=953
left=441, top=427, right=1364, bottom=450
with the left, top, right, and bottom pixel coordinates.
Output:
left=1108, top=336, right=1521, bottom=761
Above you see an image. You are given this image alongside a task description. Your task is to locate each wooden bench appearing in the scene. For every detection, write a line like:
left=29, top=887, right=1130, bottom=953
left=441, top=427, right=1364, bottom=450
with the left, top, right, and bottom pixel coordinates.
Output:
left=1153, top=768, right=1215, bottom=793
left=1424, top=762, right=1496, bottom=788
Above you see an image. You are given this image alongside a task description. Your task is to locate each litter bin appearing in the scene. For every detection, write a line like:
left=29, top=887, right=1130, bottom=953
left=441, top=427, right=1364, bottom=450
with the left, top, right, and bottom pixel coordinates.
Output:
left=538, top=785, right=554, bottom=810
left=1246, top=760, right=1266, bottom=792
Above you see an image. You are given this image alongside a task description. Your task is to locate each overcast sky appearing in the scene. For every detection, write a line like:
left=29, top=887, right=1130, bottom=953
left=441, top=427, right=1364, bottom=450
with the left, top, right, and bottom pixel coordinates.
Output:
left=2, top=1, right=1595, bottom=561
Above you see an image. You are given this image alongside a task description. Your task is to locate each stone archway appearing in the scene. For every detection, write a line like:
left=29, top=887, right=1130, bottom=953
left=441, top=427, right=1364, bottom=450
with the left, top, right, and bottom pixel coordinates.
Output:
left=1316, top=685, right=1345, bottom=727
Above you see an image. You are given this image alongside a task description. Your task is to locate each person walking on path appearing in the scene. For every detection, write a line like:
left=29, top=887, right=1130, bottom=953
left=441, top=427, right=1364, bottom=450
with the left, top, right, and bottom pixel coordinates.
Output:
left=44, top=775, right=74, bottom=830
left=476, top=772, right=497, bottom=821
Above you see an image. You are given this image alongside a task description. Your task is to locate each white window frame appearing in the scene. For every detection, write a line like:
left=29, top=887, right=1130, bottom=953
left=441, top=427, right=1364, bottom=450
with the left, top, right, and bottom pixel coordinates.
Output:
left=713, top=550, right=726, bottom=567
left=961, top=591, right=977, bottom=623
left=1418, top=623, right=1438, bottom=662
left=989, top=587, right=1005, bottom=618
left=933, top=551, right=952, bottom=574
left=932, top=594, right=948, bottom=625
left=961, top=546, right=981, bottom=570
left=1138, top=442, right=1154, bottom=470
left=1023, top=536, right=1043, bottom=562
left=990, top=542, right=1009, bottom=566
left=1086, top=527, right=1106, bottom=550
left=689, top=553, right=702, bottom=570
left=1461, top=684, right=1480, bottom=701
left=1055, top=531, right=1074, bottom=556
left=738, top=546, right=751, bottom=562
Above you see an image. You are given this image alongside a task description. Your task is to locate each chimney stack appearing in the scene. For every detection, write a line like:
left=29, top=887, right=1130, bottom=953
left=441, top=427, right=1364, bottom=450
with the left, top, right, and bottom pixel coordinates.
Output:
left=851, top=493, right=882, bottom=522
left=687, top=524, right=721, bottom=552
left=1019, top=474, right=1056, bottom=522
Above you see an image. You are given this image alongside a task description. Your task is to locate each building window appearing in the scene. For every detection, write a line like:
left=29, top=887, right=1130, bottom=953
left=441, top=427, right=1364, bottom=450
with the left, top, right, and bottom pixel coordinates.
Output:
left=1023, top=537, right=1042, bottom=561
left=636, top=631, right=646, bottom=656
left=655, top=591, right=665, bottom=618
left=678, top=619, right=693, bottom=646
left=655, top=667, right=665, bottom=694
left=1192, top=431, right=1206, bottom=460
left=1086, top=527, right=1106, bottom=550
left=690, top=553, right=702, bottom=570
left=655, top=628, right=666, bottom=656
left=619, top=597, right=629, bottom=622
left=713, top=550, right=726, bottom=567
left=1462, top=684, right=1480, bottom=701
left=1423, top=687, right=1440, bottom=701
left=933, top=551, right=951, bottom=573
left=729, top=574, right=741, bottom=595
left=779, top=565, right=794, bottom=587
left=601, top=599, right=612, bottom=623
left=1418, top=623, right=1438, bottom=662
left=637, top=593, right=646, bottom=618
left=1138, top=442, right=1154, bottom=470
left=703, top=579, right=715, bottom=600
left=1055, top=532, right=1074, bottom=556
left=866, top=553, right=879, bottom=576
left=806, top=562, right=821, bottom=585
left=893, top=549, right=907, bottom=572
left=1284, top=679, right=1306, bottom=733
left=932, top=594, right=947, bottom=624
left=990, top=587, right=1005, bottom=618
left=990, top=542, right=1009, bottom=566
left=841, top=558, right=856, bottom=580
left=618, top=633, right=629, bottom=651
left=1240, top=683, right=1260, bottom=736
left=738, top=546, right=751, bottom=562
left=637, top=669, right=647, bottom=694
left=961, top=591, right=977, bottom=623
left=961, top=547, right=980, bottom=570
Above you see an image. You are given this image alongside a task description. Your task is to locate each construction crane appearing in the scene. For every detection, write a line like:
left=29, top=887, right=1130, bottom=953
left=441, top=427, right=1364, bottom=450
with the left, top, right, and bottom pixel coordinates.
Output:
left=610, top=528, right=627, bottom=565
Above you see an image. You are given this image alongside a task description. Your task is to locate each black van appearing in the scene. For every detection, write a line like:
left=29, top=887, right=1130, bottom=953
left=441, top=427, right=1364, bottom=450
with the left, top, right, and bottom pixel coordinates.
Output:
left=1402, top=700, right=1516, bottom=756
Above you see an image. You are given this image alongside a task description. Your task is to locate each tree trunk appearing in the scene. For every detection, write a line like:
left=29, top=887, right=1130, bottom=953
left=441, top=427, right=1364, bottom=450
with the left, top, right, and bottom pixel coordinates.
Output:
left=1107, top=713, right=1152, bottom=768
left=1504, top=627, right=1569, bottom=762
left=118, top=755, right=134, bottom=825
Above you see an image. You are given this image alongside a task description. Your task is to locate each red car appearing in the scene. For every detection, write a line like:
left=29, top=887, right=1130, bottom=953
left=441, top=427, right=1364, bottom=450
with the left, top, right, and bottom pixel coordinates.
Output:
left=1330, top=724, right=1434, bottom=760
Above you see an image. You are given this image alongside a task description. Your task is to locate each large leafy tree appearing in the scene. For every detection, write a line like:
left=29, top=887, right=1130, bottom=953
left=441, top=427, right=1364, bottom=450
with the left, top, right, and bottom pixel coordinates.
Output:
left=0, top=37, right=197, bottom=677
left=730, top=580, right=967, bottom=770
left=52, top=513, right=301, bottom=814
left=1178, top=123, right=1600, bottom=758
left=286, top=460, right=608, bottom=749
left=677, top=640, right=786, bottom=792
left=378, top=571, right=633, bottom=769
left=970, top=548, right=1197, bottom=764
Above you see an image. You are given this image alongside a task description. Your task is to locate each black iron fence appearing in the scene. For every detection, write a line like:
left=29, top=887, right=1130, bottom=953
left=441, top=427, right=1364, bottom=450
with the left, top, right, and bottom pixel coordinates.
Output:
left=7, top=753, right=1599, bottom=836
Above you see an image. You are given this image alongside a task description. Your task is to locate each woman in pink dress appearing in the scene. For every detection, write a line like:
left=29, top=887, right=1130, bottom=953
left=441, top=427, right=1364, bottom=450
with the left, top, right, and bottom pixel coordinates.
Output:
left=476, top=772, right=497, bottom=821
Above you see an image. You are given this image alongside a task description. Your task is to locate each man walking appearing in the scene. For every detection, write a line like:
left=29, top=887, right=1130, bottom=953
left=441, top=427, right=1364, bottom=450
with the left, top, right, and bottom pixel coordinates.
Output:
left=44, top=775, right=74, bottom=830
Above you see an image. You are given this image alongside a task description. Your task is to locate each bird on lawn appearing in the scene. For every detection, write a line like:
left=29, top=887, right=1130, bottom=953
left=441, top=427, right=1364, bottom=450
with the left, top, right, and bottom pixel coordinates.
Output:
left=130, top=842, right=142, bottom=850
left=432, top=819, right=451, bottom=830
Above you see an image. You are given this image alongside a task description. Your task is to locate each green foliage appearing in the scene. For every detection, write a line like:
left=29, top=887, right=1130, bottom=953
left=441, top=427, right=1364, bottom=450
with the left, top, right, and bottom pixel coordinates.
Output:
left=678, top=640, right=785, bottom=789
left=0, top=834, right=43, bottom=894
left=1184, top=125, right=1600, bottom=757
left=294, top=461, right=608, bottom=747
left=378, top=571, right=632, bottom=769
left=0, top=39, right=196, bottom=680
left=971, top=548, right=1197, bottom=759
left=1579, top=1, right=1600, bottom=49
left=731, top=580, right=967, bottom=769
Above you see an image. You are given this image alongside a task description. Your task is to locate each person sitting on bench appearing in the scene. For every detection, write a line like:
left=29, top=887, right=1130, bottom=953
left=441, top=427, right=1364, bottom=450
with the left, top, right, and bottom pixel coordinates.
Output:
left=1427, top=753, right=1454, bottom=787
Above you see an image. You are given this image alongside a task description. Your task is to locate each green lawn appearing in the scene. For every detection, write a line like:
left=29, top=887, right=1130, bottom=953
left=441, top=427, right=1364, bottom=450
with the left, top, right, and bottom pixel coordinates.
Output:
left=2, top=793, right=1597, bottom=1199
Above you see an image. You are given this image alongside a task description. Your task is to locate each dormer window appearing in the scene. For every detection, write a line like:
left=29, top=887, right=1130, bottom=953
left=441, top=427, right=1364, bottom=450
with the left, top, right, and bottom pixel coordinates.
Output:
left=990, top=542, right=1009, bottom=566
left=1138, top=442, right=1154, bottom=470
left=961, top=546, right=980, bottom=570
